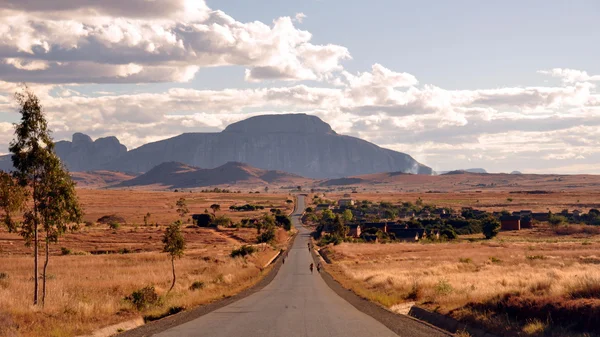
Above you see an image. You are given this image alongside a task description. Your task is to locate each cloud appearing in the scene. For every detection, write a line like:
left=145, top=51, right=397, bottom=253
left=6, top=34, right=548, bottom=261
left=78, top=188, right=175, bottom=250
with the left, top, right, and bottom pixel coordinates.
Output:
left=539, top=68, right=600, bottom=84
left=0, top=3, right=349, bottom=83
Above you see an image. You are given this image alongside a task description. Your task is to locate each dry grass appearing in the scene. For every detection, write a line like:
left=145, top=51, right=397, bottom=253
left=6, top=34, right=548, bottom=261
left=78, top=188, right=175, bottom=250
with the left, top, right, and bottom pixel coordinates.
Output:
left=0, top=226, right=290, bottom=337
left=326, top=190, right=600, bottom=213
left=323, top=229, right=600, bottom=336
left=0, top=189, right=294, bottom=337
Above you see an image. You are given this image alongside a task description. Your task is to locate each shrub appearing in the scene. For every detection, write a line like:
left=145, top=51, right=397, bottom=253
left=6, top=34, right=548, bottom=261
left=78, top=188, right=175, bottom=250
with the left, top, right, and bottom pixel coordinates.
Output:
left=522, top=319, right=548, bottom=335
left=97, top=214, right=126, bottom=224
left=489, top=256, right=502, bottom=264
left=60, top=247, right=72, bottom=255
left=231, top=245, right=256, bottom=258
left=189, top=281, right=205, bottom=291
left=318, top=234, right=342, bottom=246
left=84, top=221, right=94, bottom=227
left=212, top=215, right=232, bottom=227
left=482, top=216, right=501, bottom=239
left=125, top=286, right=160, bottom=310
left=144, top=306, right=185, bottom=322
left=257, top=228, right=276, bottom=244
left=0, top=272, right=7, bottom=280
left=526, top=255, right=546, bottom=260
left=459, top=257, right=472, bottom=264
left=193, top=213, right=214, bottom=227
left=435, top=279, right=453, bottom=295
left=406, top=281, right=422, bottom=300
left=119, top=248, right=132, bottom=254
left=109, top=222, right=120, bottom=230
left=275, top=215, right=292, bottom=230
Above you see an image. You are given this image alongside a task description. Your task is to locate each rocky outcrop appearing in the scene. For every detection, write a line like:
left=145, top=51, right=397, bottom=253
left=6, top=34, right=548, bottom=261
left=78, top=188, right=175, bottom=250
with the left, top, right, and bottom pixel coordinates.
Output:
left=102, top=114, right=432, bottom=178
left=55, top=133, right=127, bottom=172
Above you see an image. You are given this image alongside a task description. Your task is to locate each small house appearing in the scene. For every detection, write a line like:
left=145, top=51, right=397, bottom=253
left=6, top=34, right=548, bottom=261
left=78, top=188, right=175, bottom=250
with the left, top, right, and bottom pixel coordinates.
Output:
left=573, top=210, right=582, bottom=218
left=316, top=203, right=333, bottom=211
left=347, top=224, right=361, bottom=238
left=361, top=222, right=391, bottom=233
left=520, top=216, right=533, bottom=229
left=338, top=198, right=355, bottom=207
left=531, top=212, right=549, bottom=222
left=500, top=215, right=521, bottom=230
left=388, top=226, right=425, bottom=242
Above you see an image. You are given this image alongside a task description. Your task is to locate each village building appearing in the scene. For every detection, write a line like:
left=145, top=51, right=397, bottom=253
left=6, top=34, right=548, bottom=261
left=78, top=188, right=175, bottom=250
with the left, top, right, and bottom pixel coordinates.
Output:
left=315, top=203, right=333, bottom=211
left=520, top=216, right=533, bottom=228
left=338, top=198, right=355, bottom=207
left=387, top=226, right=425, bottom=242
left=531, top=212, right=550, bottom=222
left=347, top=224, right=361, bottom=237
left=500, top=215, right=521, bottom=230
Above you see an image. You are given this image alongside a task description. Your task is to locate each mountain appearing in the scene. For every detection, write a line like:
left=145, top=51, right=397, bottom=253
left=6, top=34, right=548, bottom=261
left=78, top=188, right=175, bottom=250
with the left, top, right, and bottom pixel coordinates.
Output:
left=102, top=114, right=432, bottom=178
left=437, top=168, right=488, bottom=175
left=0, top=133, right=128, bottom=172
left=116, top=161, right=310, bottom=189
left=0, top=114, right=432, bottom=178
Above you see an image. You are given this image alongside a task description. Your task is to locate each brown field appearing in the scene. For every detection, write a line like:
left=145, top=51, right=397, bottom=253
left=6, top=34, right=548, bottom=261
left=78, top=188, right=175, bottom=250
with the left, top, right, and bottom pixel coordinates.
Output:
left=324, top=190, right=600, bottom=213
left=0, top=190, right=295, bottom=337
left=321, top=226, right=600, bottom=336
left=76, top=189, right=294, bottom=225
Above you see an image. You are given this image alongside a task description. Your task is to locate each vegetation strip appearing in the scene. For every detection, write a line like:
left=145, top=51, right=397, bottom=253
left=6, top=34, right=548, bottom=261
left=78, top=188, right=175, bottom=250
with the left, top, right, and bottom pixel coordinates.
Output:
left=309, top=249, right=451, bottom=337
left=408, top=306, right=498, bottom=337
left=118, top=228, right=297, bottom=337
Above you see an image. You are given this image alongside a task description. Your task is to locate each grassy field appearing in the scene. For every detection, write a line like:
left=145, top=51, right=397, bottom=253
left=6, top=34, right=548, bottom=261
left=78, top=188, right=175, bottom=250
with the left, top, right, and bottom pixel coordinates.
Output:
left=324, top=191, right=600, bottom=213
left=0, top=190, right=295, bottom=337
left=321, top=226, right=600, bottom=336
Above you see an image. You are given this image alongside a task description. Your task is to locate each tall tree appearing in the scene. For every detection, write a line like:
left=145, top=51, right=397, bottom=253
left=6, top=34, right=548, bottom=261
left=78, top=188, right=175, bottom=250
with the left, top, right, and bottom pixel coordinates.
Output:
left=9, top=87, right=55, bottom=305
left=8, top=87, right=82, bottom=305
left=162, top=221, right=185, bottom=292
left=175, top=198, right=189, bottom=220
left=38, top=155, right=82, bottom=305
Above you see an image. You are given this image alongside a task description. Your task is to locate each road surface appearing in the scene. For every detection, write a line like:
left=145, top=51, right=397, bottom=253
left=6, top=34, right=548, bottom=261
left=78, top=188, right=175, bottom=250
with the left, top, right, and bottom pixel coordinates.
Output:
left=154, top=195, right=446, bottom=337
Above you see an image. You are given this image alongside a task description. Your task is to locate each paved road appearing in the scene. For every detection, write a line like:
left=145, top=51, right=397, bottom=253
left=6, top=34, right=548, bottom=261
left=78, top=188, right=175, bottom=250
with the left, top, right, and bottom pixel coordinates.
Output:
left=154, top=195, right=445, bottom=337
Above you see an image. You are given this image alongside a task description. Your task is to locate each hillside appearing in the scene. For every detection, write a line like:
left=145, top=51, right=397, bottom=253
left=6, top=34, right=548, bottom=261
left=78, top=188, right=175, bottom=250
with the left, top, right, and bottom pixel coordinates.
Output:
left=318, top=171, right=600, bottom=192
left=70, top=171, right=138, bottom=188
left=116, top=161, right=311, bottom=189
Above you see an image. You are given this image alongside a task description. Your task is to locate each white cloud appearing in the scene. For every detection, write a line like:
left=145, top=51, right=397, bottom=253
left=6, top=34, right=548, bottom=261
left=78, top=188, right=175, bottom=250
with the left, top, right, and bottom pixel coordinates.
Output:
left=539, top=68, right=600, bottom=84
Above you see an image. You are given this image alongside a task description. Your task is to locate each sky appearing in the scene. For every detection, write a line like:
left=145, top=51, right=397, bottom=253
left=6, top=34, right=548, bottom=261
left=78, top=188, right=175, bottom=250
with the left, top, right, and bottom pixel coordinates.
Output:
left=0, top=0, right=599, bottom=174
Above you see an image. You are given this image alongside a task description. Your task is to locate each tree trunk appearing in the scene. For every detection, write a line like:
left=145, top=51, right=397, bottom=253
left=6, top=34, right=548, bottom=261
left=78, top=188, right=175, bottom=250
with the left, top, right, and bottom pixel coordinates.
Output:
left=169, top=256, right=176, bottom=292
left=42, top=236, right=49, bottom=307
left=33, top=175, right=38, bottom=305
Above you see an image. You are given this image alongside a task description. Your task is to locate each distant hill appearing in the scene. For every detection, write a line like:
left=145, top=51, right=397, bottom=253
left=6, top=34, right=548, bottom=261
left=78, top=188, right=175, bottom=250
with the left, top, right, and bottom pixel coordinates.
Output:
left=71, top=171, right=138, bottom=188
left=437, top=168, right=488, bottom=175
left=116, top=161, right=310, bottom=189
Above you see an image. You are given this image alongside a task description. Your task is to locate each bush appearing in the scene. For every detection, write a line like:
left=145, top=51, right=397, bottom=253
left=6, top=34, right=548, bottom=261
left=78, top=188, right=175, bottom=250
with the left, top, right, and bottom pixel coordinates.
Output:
left=84, top=221, right=94, bottom=227
left=125, top=286, right=160, bottom=310
left=109, top=222, right=121, bottom=230
left=0, top=272, right=7, bottom=280
left=568, top=277, right=600, bottom=299
left=482, top=216, right=501, bottom=239
left=193, top=213, right=214, bottom=227
left=275, top=215, right=292, bottom=230
left=435, top=279, right=454, bottom=295
left=144, top=306, right=185, bottom=322
left=60, top=247, right=72, bottom=255
left=212, top=215, right=232, bottom=227
left=231, top=245, right=256, bottom=258
left=97, top=214, right=126, bottom=224
left=318, top=234, right=342, bottom=246
left=189, top=281, right=205, bottom=291
left=257, top=228, right=276, bottom=244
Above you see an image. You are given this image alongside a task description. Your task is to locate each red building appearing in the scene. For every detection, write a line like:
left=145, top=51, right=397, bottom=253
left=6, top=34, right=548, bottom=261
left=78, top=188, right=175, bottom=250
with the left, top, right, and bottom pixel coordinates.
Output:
left=500, top=215, right=521, bottom=230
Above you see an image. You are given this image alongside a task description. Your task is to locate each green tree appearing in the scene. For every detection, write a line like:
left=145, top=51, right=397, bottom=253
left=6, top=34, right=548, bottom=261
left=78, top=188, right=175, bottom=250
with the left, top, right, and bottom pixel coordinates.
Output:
left=321, top=209, right=335, bottom=222
left=210, top=203, right=220, bottom=215
left=8, top=87, right=83, bottom=305
left=38, top=155, right=82, bottom=305
left=162, top=220, right=186, bottom=292
left=342, top=209, right=353, bottom=223
left=176, top=198, right=189, bottom=219
left=482, top=216, right=501, bottom=239
left=0, top=171, right=27, bottom=231
left=331, top=215, right=347, bottom=238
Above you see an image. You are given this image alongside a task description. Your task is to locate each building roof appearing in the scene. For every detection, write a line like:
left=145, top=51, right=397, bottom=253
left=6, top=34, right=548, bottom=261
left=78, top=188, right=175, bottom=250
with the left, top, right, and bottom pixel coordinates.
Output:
left=500, top=215, right=521, bottom=221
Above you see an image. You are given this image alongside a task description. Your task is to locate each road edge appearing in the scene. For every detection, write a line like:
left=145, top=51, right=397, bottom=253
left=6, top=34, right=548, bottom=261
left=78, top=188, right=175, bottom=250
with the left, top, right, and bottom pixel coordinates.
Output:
left=310, top=248, right=452, bottom=337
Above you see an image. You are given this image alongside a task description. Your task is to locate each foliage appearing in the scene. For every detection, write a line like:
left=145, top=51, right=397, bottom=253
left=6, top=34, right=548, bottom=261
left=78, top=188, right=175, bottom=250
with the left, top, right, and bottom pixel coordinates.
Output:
left=125, top=286, right=160, bottom=311
left=189, top=281, right=205, bottom=291
left=143, top=212, right=151, bottom=226
left=342, top=209, right=353, bottom=222
left=257, top=227, right=276, bottom=244
left=194, top=213, right=214, bottom=227
left=482, top=216, right=501, bottom=239
left=305, top=207, right=313, bottom=213
left=212, top=215, right=232, bottom=227
left=176, top=198, right=189, bottom=219
left=0, top=171, right=27, bottom=231
left=275, top=215, right=292, bottom=230
left=318, top=234, right=342, bottom=246
left=210, top=203, right=220, bottom=215
left=229, top=204, right=264, bottom=211
left=109, top=222, right=120, bottom=230
left=163, top=220, right=186, bottom=292
left=231, top=245, right=256, bottom=258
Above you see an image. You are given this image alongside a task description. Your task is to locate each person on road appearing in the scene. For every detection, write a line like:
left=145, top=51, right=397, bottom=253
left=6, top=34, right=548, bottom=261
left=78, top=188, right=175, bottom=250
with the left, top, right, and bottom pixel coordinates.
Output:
left=317, top=263, right=321, bottom=273
left=309, top=263, right=314, bottom=274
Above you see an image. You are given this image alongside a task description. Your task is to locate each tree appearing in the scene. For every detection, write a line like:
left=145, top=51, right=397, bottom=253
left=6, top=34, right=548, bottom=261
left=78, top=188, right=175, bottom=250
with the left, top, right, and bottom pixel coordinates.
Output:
left=143, top=212, right=151, bottom=226
left=176, top=198, right=189, bottom=219
left=38, top=155, right=82, bottom=305
left=264, top=186, right=269, bottom=193
left=162, top=221, right=185, bottom=292
left=297, top=186, right=302, bottom=191
left=342, top=209, right=353, bottom=223
left=0, top=171, right=27, bottom=231
left=331, top=215, right=347, bottom=238
left=482, top=216, right=501, bottom=239
left=8, top=87, right=83, bottom=305
left=210, top=203, right=220, bottom=215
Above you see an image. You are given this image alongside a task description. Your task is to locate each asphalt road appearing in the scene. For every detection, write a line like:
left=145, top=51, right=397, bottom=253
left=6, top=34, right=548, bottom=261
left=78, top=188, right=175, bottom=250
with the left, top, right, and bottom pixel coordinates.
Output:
left=154, top=195, right=446, bottom=337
